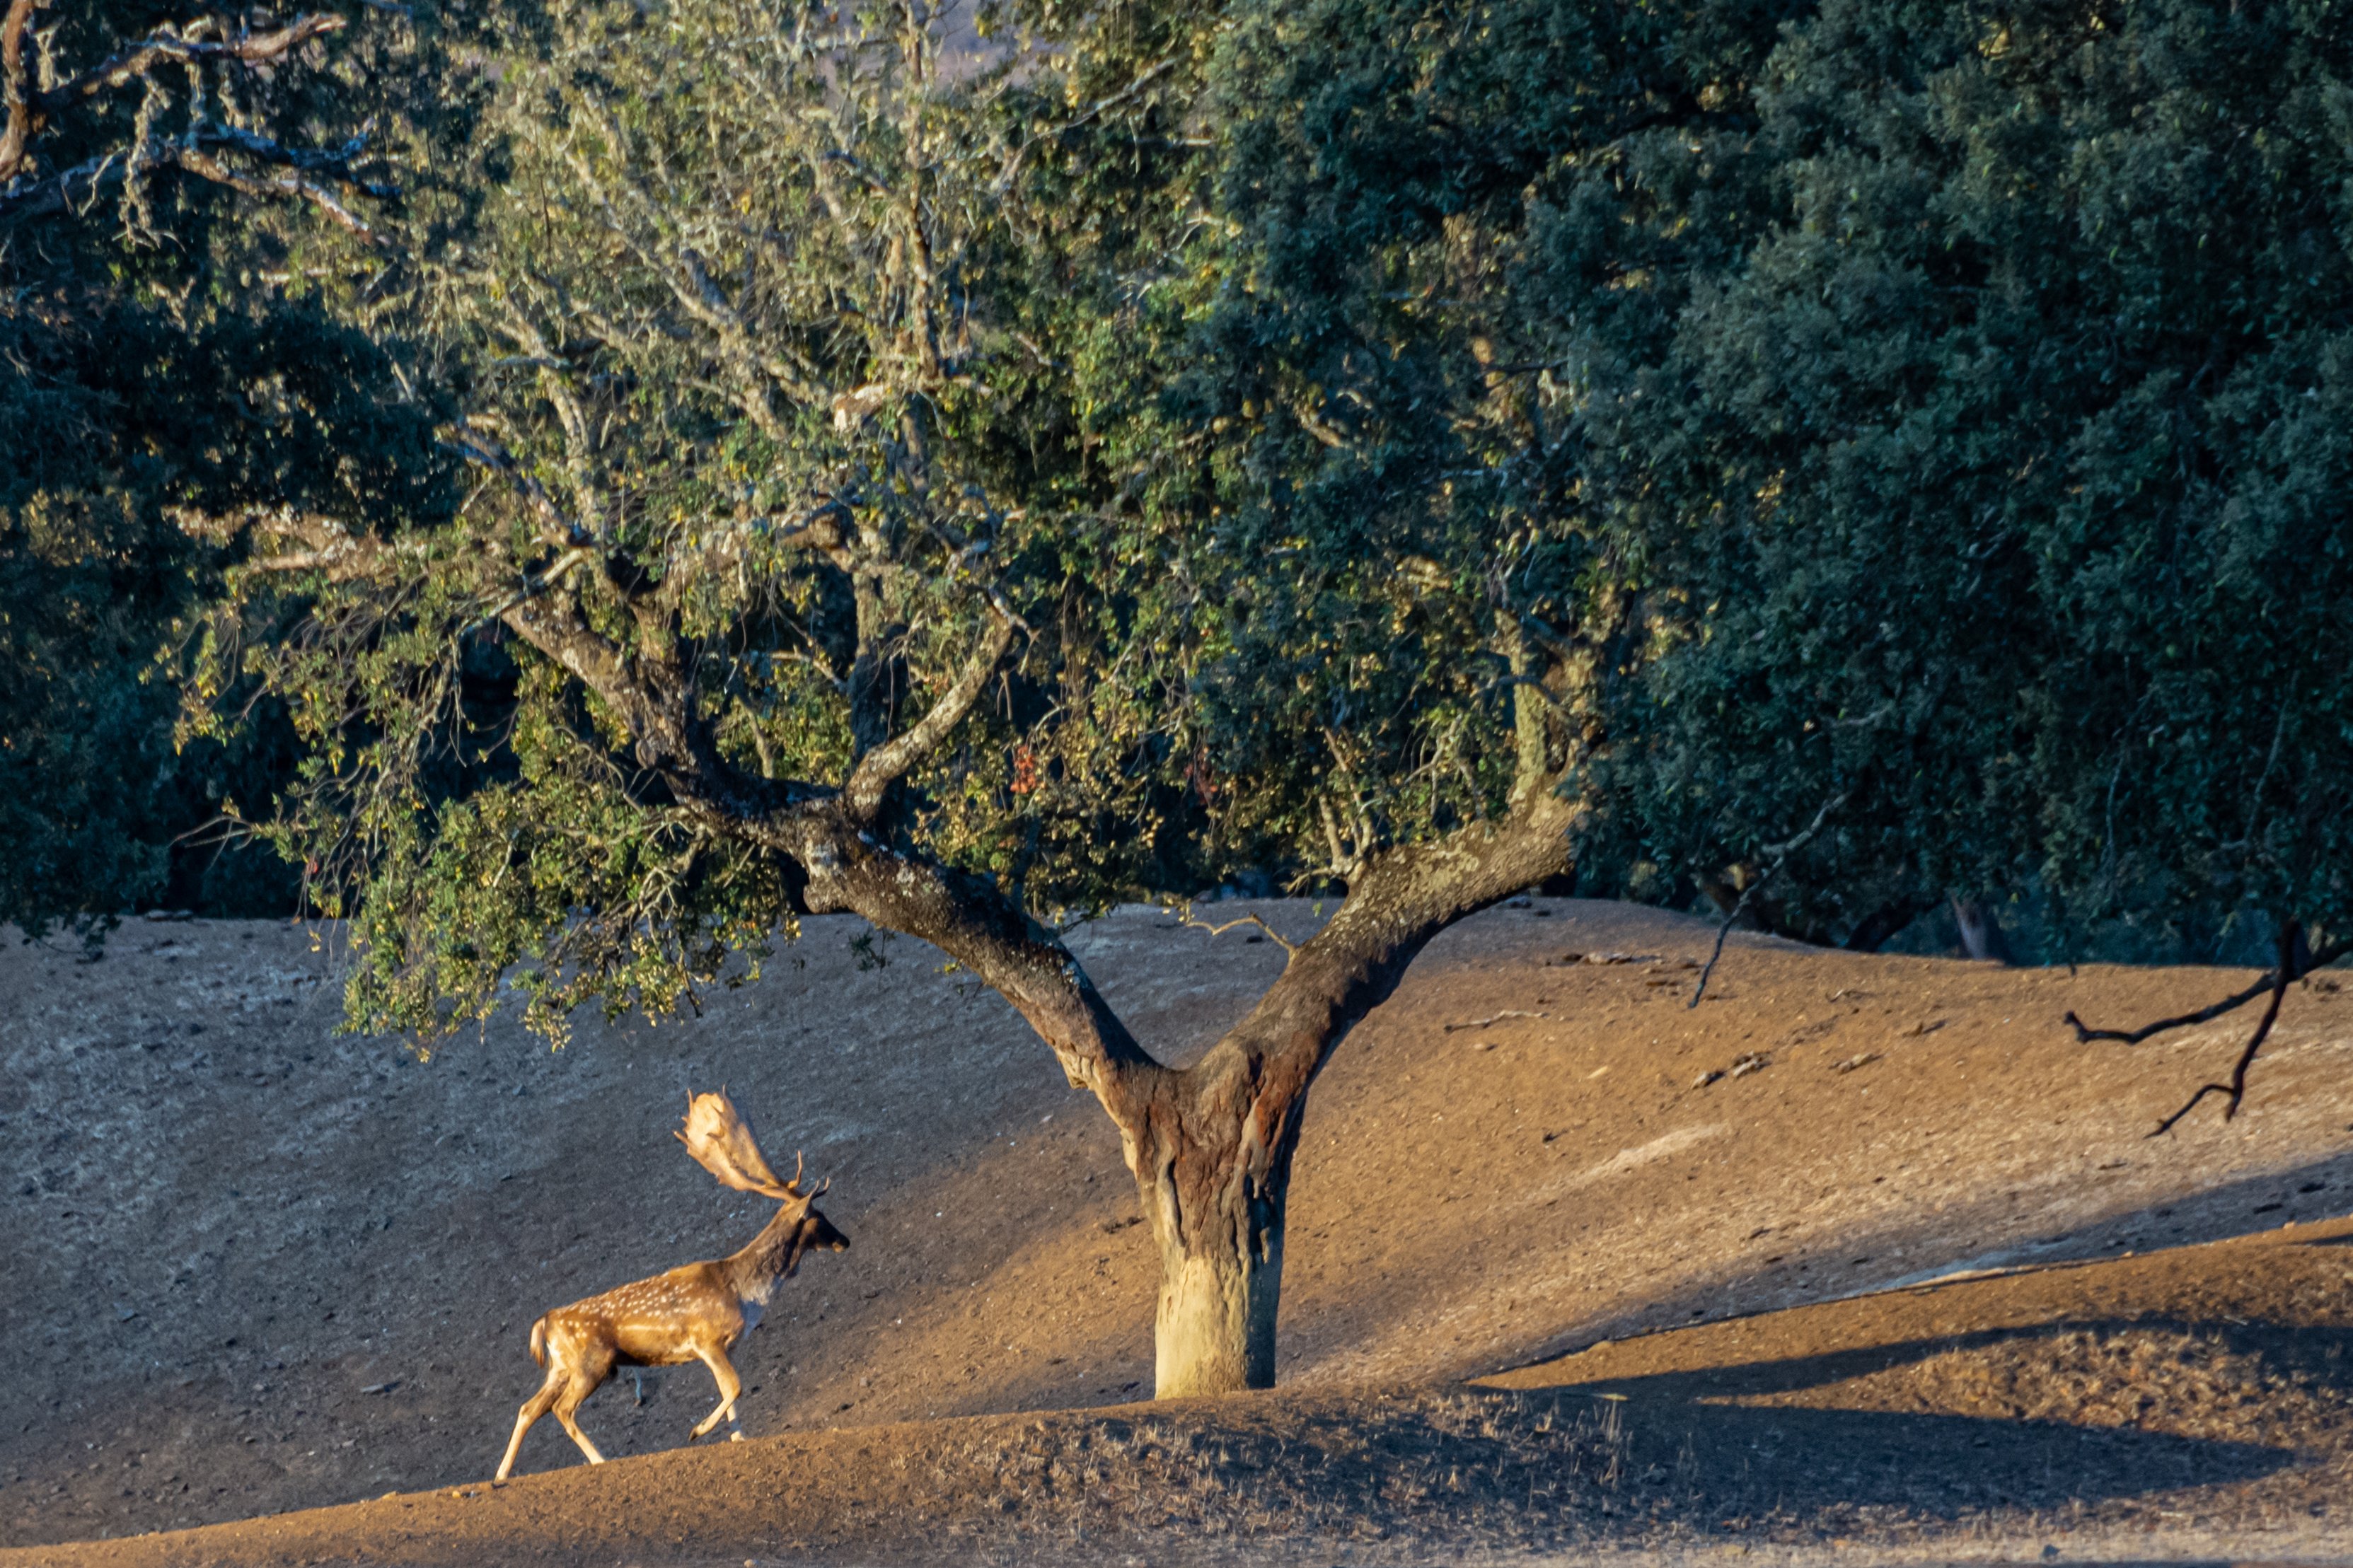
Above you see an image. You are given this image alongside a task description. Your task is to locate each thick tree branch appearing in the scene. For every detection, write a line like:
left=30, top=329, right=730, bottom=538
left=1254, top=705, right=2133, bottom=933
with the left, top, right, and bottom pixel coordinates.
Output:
left=1128, top=776, right=1586, bottom=1248
left=737, top=806, right=1163, bottom=1112
left=1, top=8, right=390, bottom=242
left=172, top=144, right=382, bottom=241
left=1, top=127, right=384, bottom=234
left=840, top=604, right=1019, bottom=821
left=174, top=506, right=405, bottom=583
left=39, top=14, right=345, bottom=112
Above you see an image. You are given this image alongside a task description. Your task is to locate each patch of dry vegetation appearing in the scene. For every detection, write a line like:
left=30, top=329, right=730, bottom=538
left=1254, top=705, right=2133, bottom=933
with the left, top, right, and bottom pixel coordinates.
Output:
left=1735, top=1323, right=2353, bottom=1452
left=897, top=1388, right=1633, bottom=1560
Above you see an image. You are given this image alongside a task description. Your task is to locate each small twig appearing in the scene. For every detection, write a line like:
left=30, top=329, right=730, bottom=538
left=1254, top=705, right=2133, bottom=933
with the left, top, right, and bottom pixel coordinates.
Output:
left=2148, top=922, right=2306, bottom=1136
left=1689, top=789, right=1849, bottom=1009
left=1179, top=904, right=1300, bottom=959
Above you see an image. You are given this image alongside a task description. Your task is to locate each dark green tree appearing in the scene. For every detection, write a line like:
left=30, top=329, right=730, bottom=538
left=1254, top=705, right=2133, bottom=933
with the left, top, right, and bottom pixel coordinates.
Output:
left=1, top=4, right=466, bottom=936
left=1584, top=0, right=2353, bottom=1123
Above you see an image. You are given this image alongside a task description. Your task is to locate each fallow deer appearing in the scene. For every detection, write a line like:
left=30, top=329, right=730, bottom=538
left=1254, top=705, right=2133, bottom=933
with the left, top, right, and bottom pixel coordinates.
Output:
left=493, top=1090, right=849, bottom=1480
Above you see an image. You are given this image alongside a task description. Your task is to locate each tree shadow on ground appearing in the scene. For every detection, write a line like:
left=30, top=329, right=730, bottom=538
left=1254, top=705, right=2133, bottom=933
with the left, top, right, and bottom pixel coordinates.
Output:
left=1452, top=1149, right=2353, bottom=1385
left=1490, top=1314, right=2341, bottom=1541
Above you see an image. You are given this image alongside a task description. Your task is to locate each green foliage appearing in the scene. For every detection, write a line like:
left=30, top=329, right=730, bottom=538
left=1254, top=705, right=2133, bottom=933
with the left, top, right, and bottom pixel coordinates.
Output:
left=149, top=0, right=2353, bottom=1056
left=0, top=4, right=477, bottom=939
left=1029, top=0, right=1802, bottom=883
left=1594, top=0, right=2353, bottom=956
left=190, top=0, right=1228, bottom=1040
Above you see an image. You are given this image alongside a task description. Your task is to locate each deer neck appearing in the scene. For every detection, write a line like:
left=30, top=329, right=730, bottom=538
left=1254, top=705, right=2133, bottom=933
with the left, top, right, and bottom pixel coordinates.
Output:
left=722, top=1202, right=807, bottom=1306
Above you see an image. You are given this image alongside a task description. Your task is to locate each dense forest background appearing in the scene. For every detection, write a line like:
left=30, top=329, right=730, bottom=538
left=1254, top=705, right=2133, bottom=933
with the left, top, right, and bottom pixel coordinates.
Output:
left=4, top=0, right=2349, bottom=976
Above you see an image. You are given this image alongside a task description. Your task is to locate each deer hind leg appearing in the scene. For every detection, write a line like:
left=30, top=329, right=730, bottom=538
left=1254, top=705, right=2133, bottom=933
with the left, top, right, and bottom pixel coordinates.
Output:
left=550, top=1369, right=609, bottom=1466
left=686, top=1344, right=744, bottom=1441
left=495, top=1366, right=565, bottom=1481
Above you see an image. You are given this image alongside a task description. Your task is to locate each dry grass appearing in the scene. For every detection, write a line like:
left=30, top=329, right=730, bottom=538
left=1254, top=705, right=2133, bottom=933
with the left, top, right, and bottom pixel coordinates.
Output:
left=1733, top=1322, right=2353, bottom=1451
left=857, top=1388, right=1637, bottom=1561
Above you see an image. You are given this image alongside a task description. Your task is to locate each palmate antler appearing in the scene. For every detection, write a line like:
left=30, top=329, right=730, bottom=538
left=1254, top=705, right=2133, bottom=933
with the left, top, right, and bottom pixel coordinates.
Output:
left=675, top=1090, right=826, bottom=1207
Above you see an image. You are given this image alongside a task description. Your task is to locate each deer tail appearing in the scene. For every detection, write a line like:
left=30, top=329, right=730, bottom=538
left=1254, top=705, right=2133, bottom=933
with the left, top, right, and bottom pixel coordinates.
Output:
left=528, top=1316, right=550, bottom=1369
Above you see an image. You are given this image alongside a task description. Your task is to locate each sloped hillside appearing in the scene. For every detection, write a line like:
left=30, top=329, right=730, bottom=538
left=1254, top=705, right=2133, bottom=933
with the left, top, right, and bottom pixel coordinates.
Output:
left=16, top=1216, right=2353, bottom=1568
left=4, top=898, right=2351, bottom=1555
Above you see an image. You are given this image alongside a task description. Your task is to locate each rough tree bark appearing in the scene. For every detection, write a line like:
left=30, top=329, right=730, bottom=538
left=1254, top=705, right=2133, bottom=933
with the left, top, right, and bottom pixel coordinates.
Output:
left=1104, top=788, right=1583, bottom=1392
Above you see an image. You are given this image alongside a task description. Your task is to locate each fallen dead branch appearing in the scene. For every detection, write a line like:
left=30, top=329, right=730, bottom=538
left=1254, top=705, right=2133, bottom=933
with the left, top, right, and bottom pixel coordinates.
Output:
left=2066, top=923, right=2351, bottom=1135
left=1443, top=1010, right=1551, bottom=1033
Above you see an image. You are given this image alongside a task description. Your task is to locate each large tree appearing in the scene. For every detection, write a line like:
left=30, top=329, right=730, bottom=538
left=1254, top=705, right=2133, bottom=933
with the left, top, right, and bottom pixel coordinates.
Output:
left=0, top=2, right=455, bottom=935
left=1583, top=0, right=2353, bottom=1122
left=186, top=0, right=1796, bottom=1393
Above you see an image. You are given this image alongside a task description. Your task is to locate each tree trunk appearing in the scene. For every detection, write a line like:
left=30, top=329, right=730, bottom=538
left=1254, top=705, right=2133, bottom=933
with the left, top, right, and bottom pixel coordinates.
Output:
left=1102, top=784, right=1585, bottom=1395
left=1950, top=895, right=2013, bottom=964
left=1152, top=1187, right=1285, bottom=1395
left=1123, top=1066, right=1306, bottom=1396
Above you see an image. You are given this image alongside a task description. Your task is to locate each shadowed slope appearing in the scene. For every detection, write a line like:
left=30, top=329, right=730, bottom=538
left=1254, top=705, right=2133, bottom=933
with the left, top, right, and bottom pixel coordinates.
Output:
left=5, top=899, right=2352, bottom=1550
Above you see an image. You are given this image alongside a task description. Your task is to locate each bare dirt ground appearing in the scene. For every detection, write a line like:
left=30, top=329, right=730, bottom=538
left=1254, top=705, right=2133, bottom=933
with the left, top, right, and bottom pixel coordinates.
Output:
left=4, top=898, right=2351, bottom=1564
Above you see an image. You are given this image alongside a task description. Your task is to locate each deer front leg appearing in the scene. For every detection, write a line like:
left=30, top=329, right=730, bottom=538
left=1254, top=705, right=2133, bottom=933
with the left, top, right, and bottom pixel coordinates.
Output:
left=496, top=1371, right=563, bottom=1481
left=686, top=1345, right=743, bottom=1441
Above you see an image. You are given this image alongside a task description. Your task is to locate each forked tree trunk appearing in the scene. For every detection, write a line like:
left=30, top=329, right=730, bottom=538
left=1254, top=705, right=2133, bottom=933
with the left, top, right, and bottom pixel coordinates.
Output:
left=796, top=782, right=1580, bottom=1396
left=1094, top=785, right=1586, bottom=1397
left=396, top=377, right=1587, bottom=1406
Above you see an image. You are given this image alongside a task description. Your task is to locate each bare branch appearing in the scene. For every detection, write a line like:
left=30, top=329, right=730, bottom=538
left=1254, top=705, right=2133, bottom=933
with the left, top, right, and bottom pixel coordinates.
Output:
left=439, top=433, right=594, bottom=549
left=548, top=94, right=822, bottom=429
left=1179, top=906, right=1301, bottom=960
left=170, top=506, right=403, bottom=584
left=3, top=133, right=381, bottom=230
left=171, top=144, right=382, bottom=242
left=37, top=14, right=345, bottom=112
left=2061, top=935, right=2353, bottom=1044
left=2146, top=923, right=2312, bottom=1135
left=1689, top=788, right=1849, bottom=1008
left=983, top=55, right=1176, bottom=202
